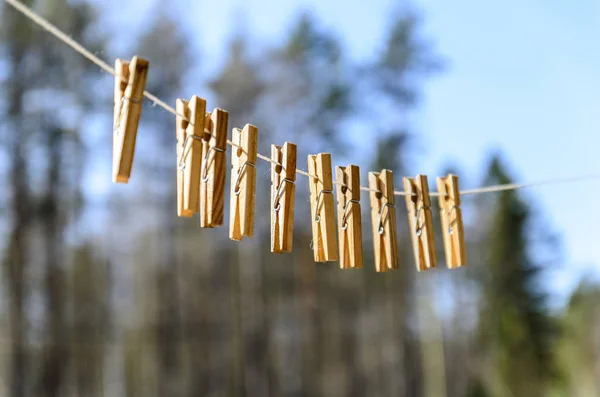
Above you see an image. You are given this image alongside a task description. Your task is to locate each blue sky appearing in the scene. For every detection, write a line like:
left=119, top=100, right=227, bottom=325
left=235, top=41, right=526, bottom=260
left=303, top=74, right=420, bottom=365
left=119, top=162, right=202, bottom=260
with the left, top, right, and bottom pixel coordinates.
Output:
left=110, top=0, right=600, bottom=301
left=190, top=0, right=600, bottom=297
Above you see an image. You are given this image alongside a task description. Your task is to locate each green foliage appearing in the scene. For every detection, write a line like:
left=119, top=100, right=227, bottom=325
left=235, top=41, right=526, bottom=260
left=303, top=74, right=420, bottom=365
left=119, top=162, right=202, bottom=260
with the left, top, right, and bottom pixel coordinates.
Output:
left=476, top=155, right=558, bottom=397
left=2, top=1, right=590, bottom=396
left=374, top=12, right=442, bottom=106
left=555, top=281, right=600, bottom=396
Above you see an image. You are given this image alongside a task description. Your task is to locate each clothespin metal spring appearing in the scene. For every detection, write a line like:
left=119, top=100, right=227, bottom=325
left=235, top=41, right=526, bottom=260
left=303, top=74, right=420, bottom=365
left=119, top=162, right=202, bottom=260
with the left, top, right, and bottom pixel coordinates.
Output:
left=177, top=134, right=203, bottom=170
left=447, top=205, right=459, bottom=234
left=201, top=146, right=226, bottom=182
left=233, top=161, right=256, bottom=195
left=414, top=205, right=431, bottom=237
left=341, top=198, right=360, bottom=230
left=313, top=189, right=333, bottom=222
left=113, top=96, right=142, bottom=135
left=377, top=202, right=395, bottom=235
left=273, top=178, right=295, bottom=212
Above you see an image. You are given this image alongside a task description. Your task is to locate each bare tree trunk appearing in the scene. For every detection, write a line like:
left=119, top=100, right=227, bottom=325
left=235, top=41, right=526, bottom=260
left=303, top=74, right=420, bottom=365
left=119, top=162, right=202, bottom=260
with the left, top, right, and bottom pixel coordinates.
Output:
left=238, top=240, right=268, bottom=395
left=156, top=215, right=182, bottom=397
left=298, top=239, right=318, bottom=396
left=37, top=128, right=67, bottom=397
left=229, top=245, right=246, bottom=397
left=6, top=133, right=29, bottom=397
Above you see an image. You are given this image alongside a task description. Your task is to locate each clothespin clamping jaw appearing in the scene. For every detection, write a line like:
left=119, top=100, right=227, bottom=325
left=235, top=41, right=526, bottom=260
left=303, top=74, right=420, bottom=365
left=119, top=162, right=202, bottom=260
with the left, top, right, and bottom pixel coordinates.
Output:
left=437, top=174, right=466, bottom=268
left=113, top=56, right=149, bottom=183
left=271, top=142, right=297, bottom=253
left=176, top=96, right=206, bottom=217
left=403, top=175, right=436, bottom=271
left=200, top=108, right=228, bottom=228
left=369, top=170, right=399, bottom=272
left=336, top=165, right=363, bottom=269
left=308, top=153, right=338, bottom=262
left=229, top=124, right=258, bottom=241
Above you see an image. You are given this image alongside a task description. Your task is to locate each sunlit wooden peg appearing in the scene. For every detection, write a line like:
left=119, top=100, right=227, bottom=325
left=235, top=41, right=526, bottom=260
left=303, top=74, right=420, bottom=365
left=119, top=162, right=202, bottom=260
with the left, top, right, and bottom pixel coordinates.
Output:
left=200, top=108, right=228, bottom=228
left=229, top=124, right=258, bottom=241
left=336, top=165, right=363, bottom=269
left=369, top=170, right=399, bottom=272
left=113, top=56, right=149, bottom=183
left=403, top=175, right=436, bottom=271
left=271, top=142, right=297, bottom=253
left=176, top=96, right=206, bottom=217
left=437, top=174, right=467, bottom=269
left=308, top=153, right=338, bottom=262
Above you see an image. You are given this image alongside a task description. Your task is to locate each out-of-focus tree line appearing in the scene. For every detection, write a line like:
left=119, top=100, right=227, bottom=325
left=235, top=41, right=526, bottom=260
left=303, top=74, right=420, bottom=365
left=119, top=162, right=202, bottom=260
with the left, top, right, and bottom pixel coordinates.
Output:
left=0, top=1, right=598, bottom=396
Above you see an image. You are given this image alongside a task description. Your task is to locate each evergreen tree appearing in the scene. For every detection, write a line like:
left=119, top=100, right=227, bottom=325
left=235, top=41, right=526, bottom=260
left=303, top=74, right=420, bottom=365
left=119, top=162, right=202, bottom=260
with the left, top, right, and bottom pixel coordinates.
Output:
left=365, top=10, right=441, bottom=397
left=556, top=281, right=600, bottom=396
left=475, top=155, right=558, bottom=397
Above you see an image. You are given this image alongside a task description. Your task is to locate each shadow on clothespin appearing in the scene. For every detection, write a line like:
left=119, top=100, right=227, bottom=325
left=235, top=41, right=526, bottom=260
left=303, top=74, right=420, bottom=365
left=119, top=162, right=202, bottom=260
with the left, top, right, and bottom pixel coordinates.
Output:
left=176, top=96, right=206, bottom=217
left=271, top=142, right=297, bottom=254
left=369, top=170, right=399, bottom=272
left=113, top=56, right=149, bottom=183
left=308, top=153, right=338, bottom=262
left=336, top=165, right=363, bottom=269
left=229, top=124, right=258, bottom=241
left=200, top=108, right=228, bottom=228
left=404, top=175, right=436, bottom=271
left=437, top=174, right=467, bottom=269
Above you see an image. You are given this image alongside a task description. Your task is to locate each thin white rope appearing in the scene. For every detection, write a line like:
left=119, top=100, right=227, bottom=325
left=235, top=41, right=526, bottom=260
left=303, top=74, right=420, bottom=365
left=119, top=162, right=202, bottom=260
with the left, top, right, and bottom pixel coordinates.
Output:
left=460, top=173, right=600, bottom=195
left=4, top=0, right=600, bottom=198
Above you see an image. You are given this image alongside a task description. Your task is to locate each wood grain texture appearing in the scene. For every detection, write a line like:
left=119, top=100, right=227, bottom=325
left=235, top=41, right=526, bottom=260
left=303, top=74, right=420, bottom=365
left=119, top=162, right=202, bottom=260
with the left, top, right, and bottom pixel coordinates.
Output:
left=308, top=153, right=338, bottom=262
left=200, top=108, right=228, bottom=228
left=403, top=175, right=436, bottom=271
left=112, top=56, right=149, bottom=183
left=271, top=142, right=297, bottom=253
left=437, top=174, right=466, bottom=269
left=176, top=96, right=206, bottom=216
left=113, top=60, right=129, bottom=183
left=229, top=124, right=258, bottom=241
left=183, top=96, right=206, bottom=213
left=176, top=99, right=193, bottom=217
left=336, top=165, right=363, bottom=269
left=369, top=170, right=399, bottom=272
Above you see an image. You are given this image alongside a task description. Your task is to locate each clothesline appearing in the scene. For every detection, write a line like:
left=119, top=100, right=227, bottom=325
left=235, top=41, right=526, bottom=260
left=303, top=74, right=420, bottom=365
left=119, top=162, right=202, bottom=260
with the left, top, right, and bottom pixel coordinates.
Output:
left=4, top=0, right=600, bottom=197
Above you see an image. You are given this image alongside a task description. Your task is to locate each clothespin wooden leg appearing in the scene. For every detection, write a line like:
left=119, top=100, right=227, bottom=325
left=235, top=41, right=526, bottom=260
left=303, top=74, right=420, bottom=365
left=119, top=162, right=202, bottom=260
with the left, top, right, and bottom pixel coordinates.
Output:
left=369, top=170, right=399, bottom=272
left=200, top=108, right=228, bottom=228
left=437, top=174, right=467, bottom=268
left=271, top=142, right=297, bottom=253
left=229, top=124, right=258, bottom=241
left=403, top=175, right=436, bottom=271
left=113, top=56, right=149, bottom=183
left=176, top=99, right=193, bottom=217
left=176, top=96, right=206, bottom=217
left=308, top=153, right=338, bottom=262
left=336, top=165, right=363, bottom=269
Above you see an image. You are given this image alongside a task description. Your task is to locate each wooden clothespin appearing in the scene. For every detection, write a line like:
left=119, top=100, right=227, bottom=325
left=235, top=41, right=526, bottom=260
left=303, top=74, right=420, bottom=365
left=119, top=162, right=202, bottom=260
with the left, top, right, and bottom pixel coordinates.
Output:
left=437, top=174, right=467, bottom=268
left=336, top=165, right=363, bottom=269
left=308, top=153, right=338, bottom=262
left=200, top=108, right=228, bottom=228
left=113, top=56, right=149, bottom=183
left=176, top=96, right=206, bottom=217
left=369, top=170, right=399, bottom=272
left=403, top=175, right=436, bottom=271
left=229, top=124, right=258, bottom=240
left=271, top=142, right=297, bottom=253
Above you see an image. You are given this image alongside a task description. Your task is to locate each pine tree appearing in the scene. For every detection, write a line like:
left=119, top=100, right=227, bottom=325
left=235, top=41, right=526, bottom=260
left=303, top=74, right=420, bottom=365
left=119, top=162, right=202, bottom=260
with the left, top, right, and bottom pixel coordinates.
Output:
left=556, top=281, right=600, bottom=396
left=475, top=155, right=558, bottom=397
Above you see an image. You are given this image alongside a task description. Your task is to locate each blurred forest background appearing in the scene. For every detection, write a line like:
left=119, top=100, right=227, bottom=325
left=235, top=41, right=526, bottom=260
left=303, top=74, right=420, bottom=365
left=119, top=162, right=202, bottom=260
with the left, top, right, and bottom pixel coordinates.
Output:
left=1, top=0, right=600, bottom=396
